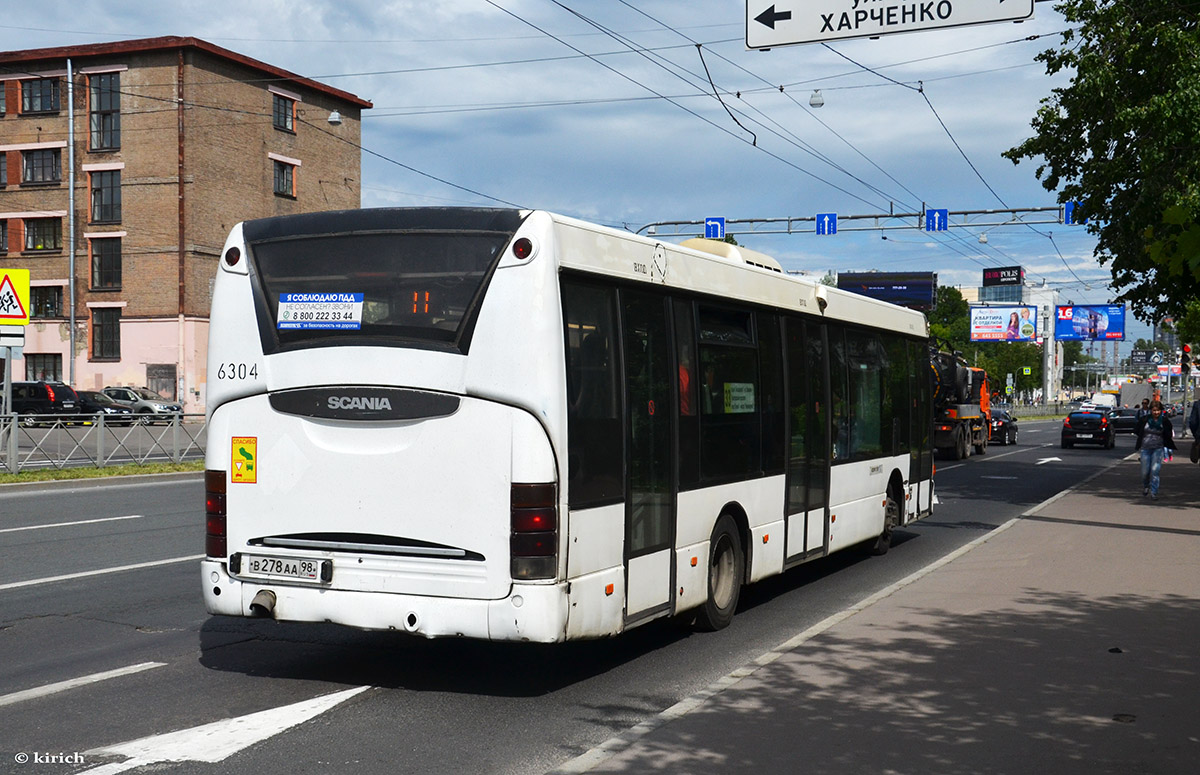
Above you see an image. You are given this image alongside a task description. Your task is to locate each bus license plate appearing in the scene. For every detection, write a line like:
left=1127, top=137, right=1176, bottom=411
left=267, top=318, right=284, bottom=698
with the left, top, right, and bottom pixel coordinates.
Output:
left=243, top=555, right=323, bottom=582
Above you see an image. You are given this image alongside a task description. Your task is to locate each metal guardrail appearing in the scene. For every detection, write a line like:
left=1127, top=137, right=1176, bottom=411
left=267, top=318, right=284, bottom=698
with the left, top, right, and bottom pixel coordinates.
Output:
left=0, top=413, right=207, bottom=474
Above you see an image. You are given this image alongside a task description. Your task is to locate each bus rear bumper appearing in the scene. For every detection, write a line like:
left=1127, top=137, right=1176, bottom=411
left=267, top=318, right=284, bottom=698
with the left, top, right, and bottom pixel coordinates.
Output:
left=200, top=559, right=569, bottom=643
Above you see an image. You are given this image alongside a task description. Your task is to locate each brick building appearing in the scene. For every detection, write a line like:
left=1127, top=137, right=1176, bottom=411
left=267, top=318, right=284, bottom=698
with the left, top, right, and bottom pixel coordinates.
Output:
left=0, top=36, right=371, bottom=412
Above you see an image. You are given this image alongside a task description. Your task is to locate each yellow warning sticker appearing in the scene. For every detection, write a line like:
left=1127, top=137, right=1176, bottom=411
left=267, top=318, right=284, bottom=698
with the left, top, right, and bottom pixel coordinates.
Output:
left=231, top=436, right=257, bottom=484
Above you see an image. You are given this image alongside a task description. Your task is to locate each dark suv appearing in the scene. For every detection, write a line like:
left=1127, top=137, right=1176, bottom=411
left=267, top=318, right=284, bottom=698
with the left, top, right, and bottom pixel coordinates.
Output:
left=5, top=381, right=80, bottom=425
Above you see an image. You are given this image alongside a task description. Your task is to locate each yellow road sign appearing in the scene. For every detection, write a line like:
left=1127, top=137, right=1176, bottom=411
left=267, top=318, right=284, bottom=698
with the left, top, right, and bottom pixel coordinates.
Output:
left=0, top=268, right=30, bottom=325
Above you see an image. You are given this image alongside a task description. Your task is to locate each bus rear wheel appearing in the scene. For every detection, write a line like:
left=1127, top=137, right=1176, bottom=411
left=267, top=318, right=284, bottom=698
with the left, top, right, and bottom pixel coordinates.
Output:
left=867, top=494, right=901, bottom=556
left=695, top=515, right=744, bottom=632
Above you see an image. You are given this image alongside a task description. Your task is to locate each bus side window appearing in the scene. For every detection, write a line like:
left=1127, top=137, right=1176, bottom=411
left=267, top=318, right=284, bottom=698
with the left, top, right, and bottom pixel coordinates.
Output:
left=562, top=281, right=623, bottom=507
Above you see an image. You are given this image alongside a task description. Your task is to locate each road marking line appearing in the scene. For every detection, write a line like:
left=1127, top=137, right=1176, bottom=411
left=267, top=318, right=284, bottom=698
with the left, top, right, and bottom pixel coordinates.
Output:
left=0, top=514, right=144, bottom=534
left=937, top=442, right=1054, bottom=471
left=0, top=554, right=203, bottom=591
left=81, top=686, right=371, bottom=774
left=0, top=662, right=166, bottom=708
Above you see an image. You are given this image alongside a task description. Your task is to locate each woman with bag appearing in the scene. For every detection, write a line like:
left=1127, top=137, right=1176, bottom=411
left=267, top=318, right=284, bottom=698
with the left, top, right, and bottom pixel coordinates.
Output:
left=1135, top=401, right=1177, bottom=499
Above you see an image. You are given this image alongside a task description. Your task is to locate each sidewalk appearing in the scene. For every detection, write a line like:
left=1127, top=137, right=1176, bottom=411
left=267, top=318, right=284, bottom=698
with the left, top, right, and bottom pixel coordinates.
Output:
left=558, top=455, right=1200, bottom=775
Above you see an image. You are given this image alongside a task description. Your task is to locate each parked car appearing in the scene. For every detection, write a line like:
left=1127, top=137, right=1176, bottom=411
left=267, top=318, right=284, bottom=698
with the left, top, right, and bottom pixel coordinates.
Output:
left=76, top=390, right=136, bottom=425
left=4, top=381, right=80, bottom=426
left=101, top=386, right=183, bottom=423
left=1062, top=410, right=1115, bottom=449
left=1109, top=407, right=1141, bottom=434
left=989, top=408, right=1018, bottom=445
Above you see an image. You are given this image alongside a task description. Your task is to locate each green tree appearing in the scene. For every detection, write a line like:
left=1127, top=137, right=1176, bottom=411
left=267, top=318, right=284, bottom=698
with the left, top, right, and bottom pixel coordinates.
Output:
left=1003, top=1, right=1200, bottom=322
left=929, top=285, right=969, bottom=349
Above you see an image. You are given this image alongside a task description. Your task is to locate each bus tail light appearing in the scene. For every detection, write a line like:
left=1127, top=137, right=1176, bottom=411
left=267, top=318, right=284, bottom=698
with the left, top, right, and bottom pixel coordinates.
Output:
left=511, top=483, right=556, bottom=580
left=206, top=469, right=227, bottom=558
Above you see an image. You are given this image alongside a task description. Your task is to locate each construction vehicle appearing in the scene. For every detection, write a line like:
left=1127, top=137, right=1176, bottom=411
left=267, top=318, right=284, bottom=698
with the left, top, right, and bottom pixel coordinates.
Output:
left=930, top=345, right=990, bottom=460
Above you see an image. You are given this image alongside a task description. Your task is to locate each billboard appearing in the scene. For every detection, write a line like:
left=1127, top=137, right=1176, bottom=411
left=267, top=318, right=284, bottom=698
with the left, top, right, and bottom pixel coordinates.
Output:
left=982, top=266, right=1024, bottom=287
left=836, top=272, right=937, bottom=311
left=969, top=306, right=1039, bottom=341
left=1054, top=304, right=1126, bottom=341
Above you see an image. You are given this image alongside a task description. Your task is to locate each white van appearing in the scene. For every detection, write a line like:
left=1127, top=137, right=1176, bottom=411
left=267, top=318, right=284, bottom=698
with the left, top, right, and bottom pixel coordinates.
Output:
left=1082, top=392, right=1118, bottom=412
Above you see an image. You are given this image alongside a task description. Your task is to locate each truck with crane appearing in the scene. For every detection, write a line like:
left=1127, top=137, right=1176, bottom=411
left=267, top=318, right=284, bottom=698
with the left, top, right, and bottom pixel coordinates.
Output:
left=931, top=345, right=990, bottom=460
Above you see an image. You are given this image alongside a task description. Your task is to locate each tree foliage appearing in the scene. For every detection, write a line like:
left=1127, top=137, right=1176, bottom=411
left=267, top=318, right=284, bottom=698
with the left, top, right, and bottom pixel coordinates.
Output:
left=1003, top=1, right=1200, bottom=322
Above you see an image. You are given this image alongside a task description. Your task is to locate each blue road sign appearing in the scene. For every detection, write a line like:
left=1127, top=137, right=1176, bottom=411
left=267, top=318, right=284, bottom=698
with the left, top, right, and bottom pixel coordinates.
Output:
left=925, top=208, right=948, bottom=232
left=704, top=217, right=726, bottom=240
left=816, top=213, right=837, bottom=235
left=1064, top=201, right=1087, bottom=225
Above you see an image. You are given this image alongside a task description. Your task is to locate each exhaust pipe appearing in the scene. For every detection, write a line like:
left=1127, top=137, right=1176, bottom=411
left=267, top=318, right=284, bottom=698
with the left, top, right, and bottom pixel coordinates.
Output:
left=249, top=589, right=277, bottom=618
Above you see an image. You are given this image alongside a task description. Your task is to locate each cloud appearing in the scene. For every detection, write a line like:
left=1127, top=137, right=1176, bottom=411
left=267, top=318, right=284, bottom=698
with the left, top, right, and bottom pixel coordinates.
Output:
left=0, top=1, right=1138, bottom=333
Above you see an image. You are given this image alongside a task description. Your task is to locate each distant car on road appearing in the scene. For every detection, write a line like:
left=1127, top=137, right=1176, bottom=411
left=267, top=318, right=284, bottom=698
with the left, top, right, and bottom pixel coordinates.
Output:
left=102, top=386, right=183, bottom=424
left=1062, top=410, right=1115, bottom=449
left=1109, top=407, right=1140, bottom=434
left=989, top=408, right=1018, bottom=445
left=76, top=390, right=136, bottom=425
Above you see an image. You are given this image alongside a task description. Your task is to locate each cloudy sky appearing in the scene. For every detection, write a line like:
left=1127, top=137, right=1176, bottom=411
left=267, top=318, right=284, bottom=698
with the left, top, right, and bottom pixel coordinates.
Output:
left=1, top=0, right=1149, bottom=345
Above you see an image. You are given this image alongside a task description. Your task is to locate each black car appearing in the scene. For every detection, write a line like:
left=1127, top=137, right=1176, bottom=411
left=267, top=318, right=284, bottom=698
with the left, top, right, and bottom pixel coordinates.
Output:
left=1109, top=407, right=1141, bottom=434
left=989, top=408, right=1018, bottom=445
left=1062, top=410, right=1115, bottom=449
left=76, top=390, right=136, bottom=425
left=5, top=381, right=80, bottom=426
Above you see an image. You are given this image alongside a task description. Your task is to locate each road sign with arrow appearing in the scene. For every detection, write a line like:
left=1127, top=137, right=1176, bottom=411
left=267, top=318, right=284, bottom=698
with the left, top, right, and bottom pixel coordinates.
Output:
left=747, top=1, right=1035, bottom=49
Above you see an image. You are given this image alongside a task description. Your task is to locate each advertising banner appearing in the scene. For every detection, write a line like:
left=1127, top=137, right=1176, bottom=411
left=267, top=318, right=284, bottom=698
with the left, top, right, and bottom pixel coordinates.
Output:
left=1054, top=304, right=1126, bottom=341
left=836, top=272, right=937, bottom=311
left=982, top=266, right=1024, bottom=287
left=969, top=306, right=1039, bottom=341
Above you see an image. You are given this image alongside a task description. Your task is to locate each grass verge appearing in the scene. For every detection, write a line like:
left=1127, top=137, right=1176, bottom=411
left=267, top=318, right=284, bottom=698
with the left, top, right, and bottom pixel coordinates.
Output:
left=0, top=460, right=205, bottom=485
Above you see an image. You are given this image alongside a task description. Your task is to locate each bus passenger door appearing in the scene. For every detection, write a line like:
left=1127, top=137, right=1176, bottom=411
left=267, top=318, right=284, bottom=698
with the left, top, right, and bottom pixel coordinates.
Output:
left=785, top=319, right=831, bottom=561
left=621, top=290, right=674, bottom=621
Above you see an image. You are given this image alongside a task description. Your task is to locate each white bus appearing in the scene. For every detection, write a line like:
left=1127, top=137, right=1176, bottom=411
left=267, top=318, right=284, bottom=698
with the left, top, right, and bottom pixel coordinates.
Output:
left=202, top=208, right=934, bottom=642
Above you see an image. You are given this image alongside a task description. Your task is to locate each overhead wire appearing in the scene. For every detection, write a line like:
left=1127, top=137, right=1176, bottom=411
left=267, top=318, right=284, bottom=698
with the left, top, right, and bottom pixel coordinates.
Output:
left=817, top=41, right=1099, bottom=284
left=484, top=0, right=889, bottom=211
left=608, top=2, right=1020, bottom=269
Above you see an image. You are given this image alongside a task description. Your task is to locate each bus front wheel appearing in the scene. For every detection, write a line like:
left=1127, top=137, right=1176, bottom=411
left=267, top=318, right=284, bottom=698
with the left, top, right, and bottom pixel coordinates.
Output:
left=696, top=514, right=744, bottom=632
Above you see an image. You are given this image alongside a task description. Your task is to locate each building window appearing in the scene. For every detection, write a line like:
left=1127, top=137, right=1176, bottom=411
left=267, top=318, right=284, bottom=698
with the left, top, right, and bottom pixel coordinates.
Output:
left=91, top=238, right=122, bottom=289
left=25, top=218, right=62, bottom=251
left=92, top=308, right=121, bottom=360
left=1, top=152, right=6, bottom=187
left=21, top=78, right=60, bottom=113
left=0, top=221, right=6, bottom=252
left=89, top=72, right=121, bottom=150
left=0, top=87, right=6, bottom=115
left=24, top=354, right=63, bottom=381
left=90, top=170, right=122, bottom=222
left=272, top=93, right=295, bottom=132
left=22, top=148, right=61, bottom=184
left=273, top=160, right=295, bottom=197
left=31, top=286, right=63, bottom=317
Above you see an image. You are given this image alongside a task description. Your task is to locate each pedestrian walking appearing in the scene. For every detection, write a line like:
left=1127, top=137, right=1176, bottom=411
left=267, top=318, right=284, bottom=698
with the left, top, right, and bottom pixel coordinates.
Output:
left=1134, top=400, right=1176, bottom=499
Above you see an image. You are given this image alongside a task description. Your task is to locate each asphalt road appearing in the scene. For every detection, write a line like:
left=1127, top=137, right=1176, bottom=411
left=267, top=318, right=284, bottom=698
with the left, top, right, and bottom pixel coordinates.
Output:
left=0, top=419, right=1133, bottom=775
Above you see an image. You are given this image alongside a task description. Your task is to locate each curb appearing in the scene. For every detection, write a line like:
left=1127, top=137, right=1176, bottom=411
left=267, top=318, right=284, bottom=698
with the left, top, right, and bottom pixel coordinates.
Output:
left=549, top=453, right=1133, bottom=775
